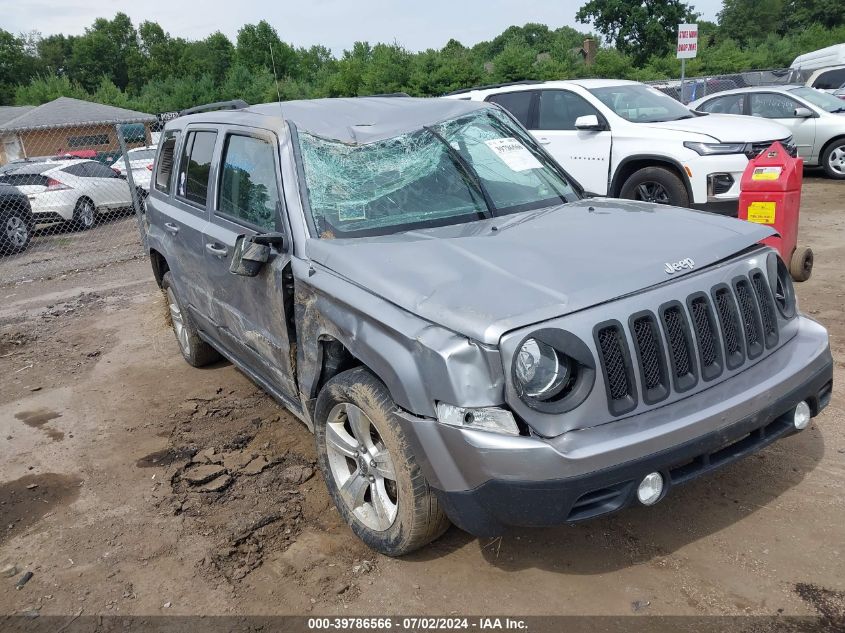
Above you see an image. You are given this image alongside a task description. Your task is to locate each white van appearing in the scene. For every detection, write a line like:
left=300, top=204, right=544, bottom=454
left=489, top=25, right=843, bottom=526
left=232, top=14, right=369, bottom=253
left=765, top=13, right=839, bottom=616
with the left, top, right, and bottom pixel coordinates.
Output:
left=790, top=44, right=845, bottom=91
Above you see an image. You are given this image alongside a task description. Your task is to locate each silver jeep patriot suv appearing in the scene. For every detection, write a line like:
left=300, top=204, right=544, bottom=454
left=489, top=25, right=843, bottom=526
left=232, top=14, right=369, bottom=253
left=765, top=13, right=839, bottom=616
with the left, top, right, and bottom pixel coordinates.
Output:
left=146, top=97, right=833, bottom=556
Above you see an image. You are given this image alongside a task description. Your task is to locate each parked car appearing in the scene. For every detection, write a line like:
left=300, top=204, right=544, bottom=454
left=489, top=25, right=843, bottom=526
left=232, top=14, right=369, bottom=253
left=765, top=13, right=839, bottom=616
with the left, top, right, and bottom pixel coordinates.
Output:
left=0, top=159, right=136, bottom=229
left=112, top=145, right=157, bottom=192
left=690, top=86, right=845, bottom=179
left=789, top=44, right=845, bottom=91
left=0, top=184, right=34, bottom=255
left=146, top=97, right=832, bottom=556
left=445, top=80, right=793, bottom=214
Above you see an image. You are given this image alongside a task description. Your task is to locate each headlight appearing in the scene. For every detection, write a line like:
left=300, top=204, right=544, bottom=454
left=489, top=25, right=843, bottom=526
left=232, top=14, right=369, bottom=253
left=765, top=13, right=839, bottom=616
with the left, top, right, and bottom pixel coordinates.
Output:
left=683, top=141, right=747, bottom=156
left=515, top=338, right=573, bottom=399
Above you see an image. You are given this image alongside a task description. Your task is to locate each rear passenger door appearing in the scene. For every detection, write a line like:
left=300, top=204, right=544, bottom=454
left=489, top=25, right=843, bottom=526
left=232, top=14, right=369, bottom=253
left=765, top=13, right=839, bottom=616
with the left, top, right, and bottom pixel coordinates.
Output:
left=83, top=161, right=131, bottom=208
left=201, top=127, right=297, bottom=400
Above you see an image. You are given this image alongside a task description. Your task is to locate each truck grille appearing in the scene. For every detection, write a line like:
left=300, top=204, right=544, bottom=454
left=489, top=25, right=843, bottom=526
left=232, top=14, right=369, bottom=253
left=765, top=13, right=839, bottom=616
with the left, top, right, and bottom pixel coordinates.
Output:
left=596, top=271, right=781, bottom=414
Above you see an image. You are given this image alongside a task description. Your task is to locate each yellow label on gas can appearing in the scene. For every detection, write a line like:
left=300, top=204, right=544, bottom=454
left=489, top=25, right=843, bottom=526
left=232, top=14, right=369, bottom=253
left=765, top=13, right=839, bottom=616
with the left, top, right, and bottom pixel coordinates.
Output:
left=751, top=166, right=782, bottom=181
left=747, top=201, right=776, bottom=224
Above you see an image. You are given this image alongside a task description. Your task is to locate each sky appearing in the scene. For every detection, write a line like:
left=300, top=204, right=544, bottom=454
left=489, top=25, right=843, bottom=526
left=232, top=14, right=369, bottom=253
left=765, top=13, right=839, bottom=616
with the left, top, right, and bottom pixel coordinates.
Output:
left=4, top=0, right=724, bottom=53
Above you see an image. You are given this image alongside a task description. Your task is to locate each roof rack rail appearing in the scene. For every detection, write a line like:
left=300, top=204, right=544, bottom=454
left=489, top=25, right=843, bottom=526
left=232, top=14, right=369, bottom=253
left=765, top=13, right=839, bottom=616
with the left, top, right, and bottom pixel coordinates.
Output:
left=178, top=100, right=249, bottom=117
left=444, top=80, right=544, bottom=96
left=366, top=92, right=412, bottom=98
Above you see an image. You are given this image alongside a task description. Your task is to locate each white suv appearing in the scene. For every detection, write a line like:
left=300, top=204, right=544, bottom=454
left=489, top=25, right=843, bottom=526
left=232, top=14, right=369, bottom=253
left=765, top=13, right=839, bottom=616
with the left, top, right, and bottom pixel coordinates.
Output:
left=445, top=79, right=793, bottom=213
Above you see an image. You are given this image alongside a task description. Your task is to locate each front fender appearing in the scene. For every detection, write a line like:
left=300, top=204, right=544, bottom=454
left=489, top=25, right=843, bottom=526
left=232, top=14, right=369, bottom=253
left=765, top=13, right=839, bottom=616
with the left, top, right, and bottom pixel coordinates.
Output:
left=293, top=258, right=504, bottom=420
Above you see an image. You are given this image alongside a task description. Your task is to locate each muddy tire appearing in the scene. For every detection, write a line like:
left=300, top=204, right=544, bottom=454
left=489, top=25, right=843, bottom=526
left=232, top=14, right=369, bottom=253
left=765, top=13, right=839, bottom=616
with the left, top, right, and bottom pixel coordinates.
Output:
left=72, top=197, right=96, bottom=230
left=161, top=272, right=220, bottom=367
left=315, top=367, right=450, bottom=556
left=619, top=166, right=690, bottom=208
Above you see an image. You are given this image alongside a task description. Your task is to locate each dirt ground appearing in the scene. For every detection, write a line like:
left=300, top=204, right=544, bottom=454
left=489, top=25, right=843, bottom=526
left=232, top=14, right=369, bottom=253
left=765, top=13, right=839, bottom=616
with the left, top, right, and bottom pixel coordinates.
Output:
left=0, top=175, right=843, bottom=621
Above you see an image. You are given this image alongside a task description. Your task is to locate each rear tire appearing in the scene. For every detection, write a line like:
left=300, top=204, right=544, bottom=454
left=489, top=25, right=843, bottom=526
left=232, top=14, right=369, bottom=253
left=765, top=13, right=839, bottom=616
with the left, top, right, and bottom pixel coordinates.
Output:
left=161, top=272, right=221, bottom=367
left=789, top=246, right=813, bottom=282
left=1, top=210, right=32, bottom=256
left=315, top=367, right=450, bottom=556
left=72, top=197, right=95, bottom=230
left=619, top=166, right=690, bottom=208
left=821, top=139, right=845, bottom=180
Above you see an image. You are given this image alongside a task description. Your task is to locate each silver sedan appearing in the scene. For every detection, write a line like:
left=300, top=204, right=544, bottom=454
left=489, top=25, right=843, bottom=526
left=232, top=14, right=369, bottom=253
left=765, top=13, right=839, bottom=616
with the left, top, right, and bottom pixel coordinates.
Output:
left=690, top=85, right=845, bottom=179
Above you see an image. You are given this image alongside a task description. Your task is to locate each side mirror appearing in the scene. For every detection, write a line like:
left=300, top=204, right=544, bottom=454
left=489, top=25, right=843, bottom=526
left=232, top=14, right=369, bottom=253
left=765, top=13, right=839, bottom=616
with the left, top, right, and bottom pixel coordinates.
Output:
left=574, top=115, right=603, bottom=131
left=794, top=107, right=813, bottom=118
left=229, top=232, right=287, bottom=276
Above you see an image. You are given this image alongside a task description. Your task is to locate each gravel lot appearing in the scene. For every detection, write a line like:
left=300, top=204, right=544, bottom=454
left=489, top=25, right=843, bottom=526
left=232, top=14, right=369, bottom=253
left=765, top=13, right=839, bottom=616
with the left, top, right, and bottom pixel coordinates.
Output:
left=0, top=175, right=843, bottom=623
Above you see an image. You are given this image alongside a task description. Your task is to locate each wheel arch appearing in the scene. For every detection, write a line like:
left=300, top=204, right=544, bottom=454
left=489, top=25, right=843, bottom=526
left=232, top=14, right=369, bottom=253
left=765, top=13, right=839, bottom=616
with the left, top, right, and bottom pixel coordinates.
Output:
left=610, top=155, right=693, bottom=201
left=149, top=248, right=169, bottom=287
left=820, top=134, right=845, bottom=161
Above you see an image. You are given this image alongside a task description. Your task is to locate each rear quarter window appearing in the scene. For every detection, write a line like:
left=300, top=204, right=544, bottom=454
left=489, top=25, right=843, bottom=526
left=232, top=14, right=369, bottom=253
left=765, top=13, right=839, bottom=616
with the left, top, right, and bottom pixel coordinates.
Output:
left=154, top=131, right=179, bottom=194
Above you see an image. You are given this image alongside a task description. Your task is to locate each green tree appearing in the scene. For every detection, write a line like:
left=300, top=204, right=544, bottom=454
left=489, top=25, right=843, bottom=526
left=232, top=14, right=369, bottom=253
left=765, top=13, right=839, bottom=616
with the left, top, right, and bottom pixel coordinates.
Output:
left=236, top=21, right=297, bottom=78
left=576, top=0, right=699, bottom=64
left=15, top=74, right=87, bottom=105
left=782, top=0, right=845, bottom=30
left=717, top=0, right=784, bottom=45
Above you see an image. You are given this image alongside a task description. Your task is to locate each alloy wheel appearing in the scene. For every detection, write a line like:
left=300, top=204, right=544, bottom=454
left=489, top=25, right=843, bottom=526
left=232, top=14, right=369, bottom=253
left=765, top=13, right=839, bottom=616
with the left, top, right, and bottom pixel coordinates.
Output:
left=634, top=181, right=671, bottom=204
left=5, top=216, right=28, bottom=249
left=166, top=287, right=191, bottom=355
left=828, top=144, right=845, bottom=176
left=80, top=201, right=95, bottom=228
left=325, top=402, right=398, bottom=532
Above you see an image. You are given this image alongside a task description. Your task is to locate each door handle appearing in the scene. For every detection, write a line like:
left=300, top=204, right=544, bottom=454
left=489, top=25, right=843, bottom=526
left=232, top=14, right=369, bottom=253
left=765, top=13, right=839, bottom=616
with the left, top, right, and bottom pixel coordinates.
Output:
left=538, top=138, right=551, bottom=145
left=205, top=242, right=228, bottom=258
left=163, top=222, right=179, bottom=234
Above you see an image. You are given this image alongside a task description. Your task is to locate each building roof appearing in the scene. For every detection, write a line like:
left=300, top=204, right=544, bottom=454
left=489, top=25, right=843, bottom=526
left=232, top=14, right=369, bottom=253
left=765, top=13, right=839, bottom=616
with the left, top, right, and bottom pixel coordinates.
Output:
left=0, top=97, right=155, bottom=132
left=0, top=106, right=36, bottom=127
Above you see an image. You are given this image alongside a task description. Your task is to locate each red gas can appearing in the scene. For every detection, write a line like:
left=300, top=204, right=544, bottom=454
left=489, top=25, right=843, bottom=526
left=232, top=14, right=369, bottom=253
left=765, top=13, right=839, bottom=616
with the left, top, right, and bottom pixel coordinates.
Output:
left=738, top=141, right=813, bottom=281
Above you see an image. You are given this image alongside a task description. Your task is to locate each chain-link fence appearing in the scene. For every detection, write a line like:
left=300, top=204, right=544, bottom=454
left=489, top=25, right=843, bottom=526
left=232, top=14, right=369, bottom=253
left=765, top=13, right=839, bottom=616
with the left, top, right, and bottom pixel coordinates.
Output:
left=646, top=67, right=798, bottom=104
left=0, top=108, right=154, bottom=285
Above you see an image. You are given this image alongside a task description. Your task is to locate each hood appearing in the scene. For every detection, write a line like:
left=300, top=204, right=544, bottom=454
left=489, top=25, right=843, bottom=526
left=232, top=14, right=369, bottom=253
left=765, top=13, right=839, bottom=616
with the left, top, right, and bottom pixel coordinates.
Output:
left=640, top=113, right=790, bottom=142
left=306, top=199, right=774, bottom=345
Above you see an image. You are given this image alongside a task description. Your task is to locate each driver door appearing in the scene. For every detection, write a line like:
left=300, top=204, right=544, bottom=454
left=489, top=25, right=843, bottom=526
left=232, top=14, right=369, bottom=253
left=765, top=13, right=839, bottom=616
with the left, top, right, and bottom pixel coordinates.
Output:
left=748, top=92, right=817, bottom=160
left=530, top=89, right=612, bottom=195
left=201, top=127, right=298, bottom=400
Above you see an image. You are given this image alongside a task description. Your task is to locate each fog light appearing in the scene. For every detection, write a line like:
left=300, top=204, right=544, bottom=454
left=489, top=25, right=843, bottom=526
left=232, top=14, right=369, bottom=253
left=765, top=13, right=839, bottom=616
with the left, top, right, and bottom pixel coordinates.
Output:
left=793, top=401, right=811, bottom=430
left=637, top=472, right=664, bottom=506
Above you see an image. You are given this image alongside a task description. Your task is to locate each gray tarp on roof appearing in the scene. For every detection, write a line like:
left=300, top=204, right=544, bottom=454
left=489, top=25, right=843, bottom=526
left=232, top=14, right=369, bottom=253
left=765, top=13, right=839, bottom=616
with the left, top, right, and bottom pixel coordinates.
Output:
left=246, top=97, right=492, bottom=144
left=0, top=97, right=155, bottom=132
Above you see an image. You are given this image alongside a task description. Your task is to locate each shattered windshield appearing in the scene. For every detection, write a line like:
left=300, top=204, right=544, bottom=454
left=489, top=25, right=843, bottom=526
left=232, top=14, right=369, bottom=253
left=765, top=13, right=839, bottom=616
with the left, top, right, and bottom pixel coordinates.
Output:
left=297, top=108, right=578, bottom=238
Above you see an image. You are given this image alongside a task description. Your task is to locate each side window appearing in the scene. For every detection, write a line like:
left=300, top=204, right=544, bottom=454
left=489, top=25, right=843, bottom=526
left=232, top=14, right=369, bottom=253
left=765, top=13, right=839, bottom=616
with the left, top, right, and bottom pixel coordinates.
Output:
left=813, top=68, right=845, bottom=90
left=698, top=94, right=744, bottom=115
left=537, top=90, right=601, bottom=130
left=177, top=130, right=217, bottom=207
left=84, top=162, right=118, bottom=178
left=217, top=134, right=281, bottom=231
left=154, top=131, right=179, bottom=194
left=749, top=93, right=802, bottom=118
left=485, top=91, right=534, bottom=127
left=61, top=163, right=88, bottom=177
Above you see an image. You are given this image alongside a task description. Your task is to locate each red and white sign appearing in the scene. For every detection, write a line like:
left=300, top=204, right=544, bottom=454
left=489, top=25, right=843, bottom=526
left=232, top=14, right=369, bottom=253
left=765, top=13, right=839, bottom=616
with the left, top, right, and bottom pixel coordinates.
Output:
left=677, top=23, right=698, bottom=59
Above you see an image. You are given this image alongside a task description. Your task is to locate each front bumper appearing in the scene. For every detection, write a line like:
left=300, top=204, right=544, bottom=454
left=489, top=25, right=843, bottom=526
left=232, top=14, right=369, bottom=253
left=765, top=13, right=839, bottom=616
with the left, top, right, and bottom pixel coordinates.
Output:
left=684, top=152, right=748, bottom=207
left=398, top=316, right=832, bottom=536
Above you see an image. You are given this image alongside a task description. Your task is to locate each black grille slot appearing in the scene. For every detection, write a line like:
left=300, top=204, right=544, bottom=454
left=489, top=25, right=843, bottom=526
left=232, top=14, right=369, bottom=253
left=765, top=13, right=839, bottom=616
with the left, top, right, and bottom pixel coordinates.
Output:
left=735, top=278, right=764, bottom=359
left=714, top=287, right=742, bottom=365
left=661, top=304, right=696, bottom=391
left=689, top=295, right=723, bottom=381
left=751, top=271, right=779, bottom=348
left=633, top=317, right=661, bottom=389
left=597, top=326, right=630, bottom=401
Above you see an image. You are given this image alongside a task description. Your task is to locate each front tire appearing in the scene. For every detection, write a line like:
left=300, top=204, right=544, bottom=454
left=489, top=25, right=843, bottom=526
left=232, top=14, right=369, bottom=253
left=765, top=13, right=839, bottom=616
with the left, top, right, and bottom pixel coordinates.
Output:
left=821, top=139, right=845, bottom=180
left=619, top=166, right=690, bottom=207
left=161, top=272, right=221, bottom=367
left=315, top=367, right=450, bottom=556
left=1, top=210, right=32, bottom=256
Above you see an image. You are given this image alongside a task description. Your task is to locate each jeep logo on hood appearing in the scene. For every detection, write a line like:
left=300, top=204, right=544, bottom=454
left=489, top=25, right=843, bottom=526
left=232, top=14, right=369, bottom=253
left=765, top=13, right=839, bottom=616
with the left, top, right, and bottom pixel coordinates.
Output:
left=665, top=258, right=695, bottom=274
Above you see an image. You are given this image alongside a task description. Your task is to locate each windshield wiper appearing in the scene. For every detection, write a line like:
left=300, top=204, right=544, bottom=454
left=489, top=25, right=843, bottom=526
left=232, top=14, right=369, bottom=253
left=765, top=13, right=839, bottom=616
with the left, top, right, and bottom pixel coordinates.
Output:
left=423, top=125, right=495, bottom=218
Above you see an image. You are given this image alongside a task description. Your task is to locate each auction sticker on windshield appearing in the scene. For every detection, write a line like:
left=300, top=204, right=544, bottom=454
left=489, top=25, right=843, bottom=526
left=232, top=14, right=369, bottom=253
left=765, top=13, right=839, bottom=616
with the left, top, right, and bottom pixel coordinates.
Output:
left=485, top=137, right=542, bottom=171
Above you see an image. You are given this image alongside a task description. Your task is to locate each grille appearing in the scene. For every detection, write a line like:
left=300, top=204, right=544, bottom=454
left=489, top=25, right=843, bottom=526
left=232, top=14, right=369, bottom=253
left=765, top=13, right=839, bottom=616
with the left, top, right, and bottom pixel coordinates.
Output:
left=663, top=306, right=692, bottom=378
left=714, top=288, right=742, bottom=357
left=690, top=297, right=717, bottom=368
left=735, top=279, right=761, bottom=351
left=632, top=316, right=662, bottom=390
left=596, top=271, right=780, bottom=415
left=596, top=326, right=631, bottom=401
left=745, top=137, right=796, bottom=159
left=751, top=272, right=778, bottom=344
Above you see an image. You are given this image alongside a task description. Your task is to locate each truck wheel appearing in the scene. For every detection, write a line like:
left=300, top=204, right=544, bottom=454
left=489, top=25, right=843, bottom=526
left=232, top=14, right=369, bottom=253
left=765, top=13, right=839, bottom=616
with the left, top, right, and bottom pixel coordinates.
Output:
left=789, top=246, right=813, bottom=282
left=315, top=367, right=450, bottom=556
left=821, top=139, right=845, bottom=180
left=1, top=210, right=31, bottom=255
left=161, top=272, right=221, bottom=366
left=620, top=167, right=690, bottom=207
